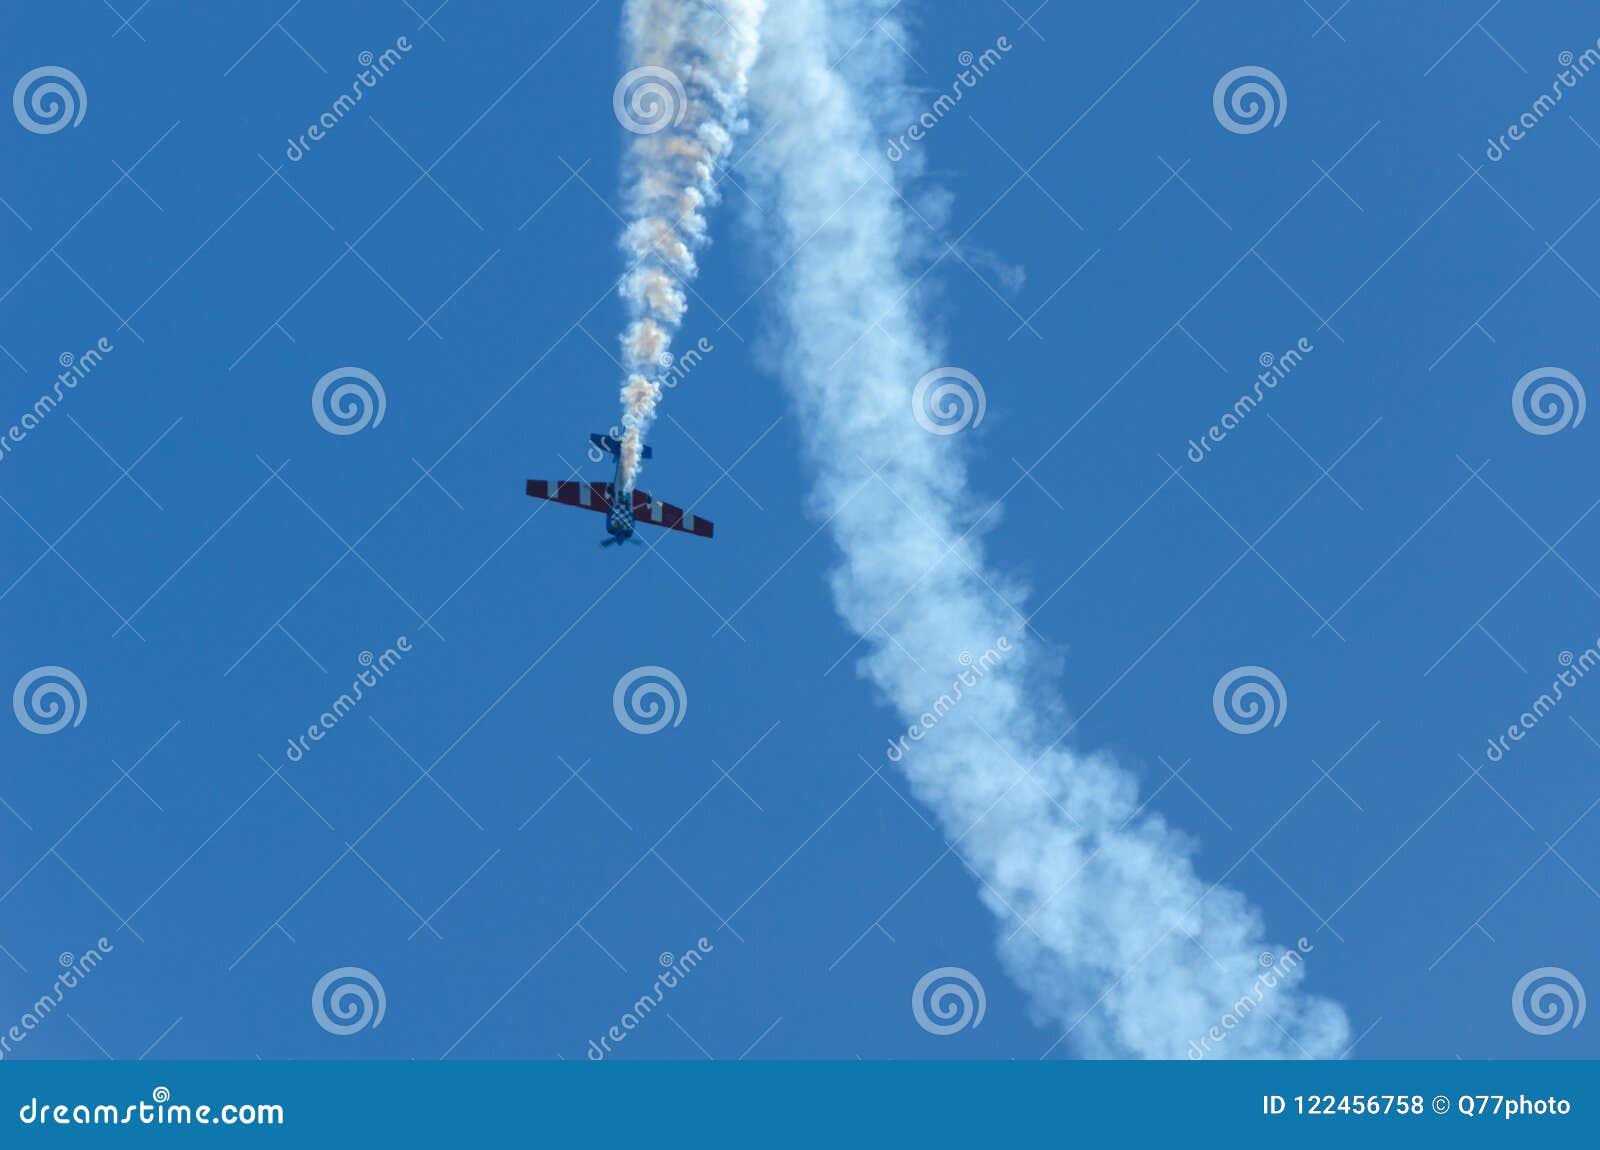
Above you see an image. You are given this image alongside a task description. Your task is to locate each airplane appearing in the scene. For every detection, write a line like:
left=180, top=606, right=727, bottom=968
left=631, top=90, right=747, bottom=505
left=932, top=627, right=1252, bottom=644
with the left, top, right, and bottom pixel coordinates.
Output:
left=526, top=433, right=715, bottom=548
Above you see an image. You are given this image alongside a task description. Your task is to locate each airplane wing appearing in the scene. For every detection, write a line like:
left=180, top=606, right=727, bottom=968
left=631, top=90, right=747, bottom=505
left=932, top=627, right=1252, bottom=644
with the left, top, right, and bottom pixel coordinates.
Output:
left=631, top=489, right=714, bottom=539
left=525, top=480, right=613, bottom=513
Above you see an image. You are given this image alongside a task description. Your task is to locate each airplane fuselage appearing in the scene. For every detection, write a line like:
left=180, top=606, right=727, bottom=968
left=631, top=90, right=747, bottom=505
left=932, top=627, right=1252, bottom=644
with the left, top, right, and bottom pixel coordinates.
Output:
left=606, top=452, right=636, bottom=543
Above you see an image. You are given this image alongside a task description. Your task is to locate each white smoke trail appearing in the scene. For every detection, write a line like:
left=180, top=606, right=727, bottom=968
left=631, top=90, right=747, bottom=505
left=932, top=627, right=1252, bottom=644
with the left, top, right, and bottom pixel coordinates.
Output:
left=743, top=1, right=1351, bottom=1058
left=613, top=0, right=764, bottom=487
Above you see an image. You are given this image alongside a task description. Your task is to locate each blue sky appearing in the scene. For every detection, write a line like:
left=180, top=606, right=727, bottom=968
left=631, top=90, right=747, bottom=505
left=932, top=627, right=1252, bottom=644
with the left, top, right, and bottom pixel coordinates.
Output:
left=1, top=0, right=1597, bottom=1060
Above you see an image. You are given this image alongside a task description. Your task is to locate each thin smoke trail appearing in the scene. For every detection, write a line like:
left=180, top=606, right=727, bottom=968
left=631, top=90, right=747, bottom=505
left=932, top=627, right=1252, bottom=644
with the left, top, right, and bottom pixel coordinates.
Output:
left=612, top=0, right=764, bottom=488
left=743, top=1, right=1350, bottom=1057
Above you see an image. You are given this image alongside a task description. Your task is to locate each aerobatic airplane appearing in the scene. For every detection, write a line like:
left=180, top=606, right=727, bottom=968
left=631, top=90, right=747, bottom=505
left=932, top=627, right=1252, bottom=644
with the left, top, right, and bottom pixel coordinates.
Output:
left=526, top=434, right=715, bottom=547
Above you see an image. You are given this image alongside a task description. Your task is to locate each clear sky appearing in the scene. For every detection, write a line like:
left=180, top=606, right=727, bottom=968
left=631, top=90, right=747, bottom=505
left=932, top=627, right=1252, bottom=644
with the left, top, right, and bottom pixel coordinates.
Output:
left=1, top=0, right=1597, bottom=1060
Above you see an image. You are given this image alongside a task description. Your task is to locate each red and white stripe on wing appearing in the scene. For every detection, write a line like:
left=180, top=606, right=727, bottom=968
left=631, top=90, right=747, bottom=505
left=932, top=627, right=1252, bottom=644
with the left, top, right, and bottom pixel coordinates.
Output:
left=524, top=480, right=713, bottom=539
left=525, top=480, right=614, bottom=512
left=631, top=490, right=714, bottom=538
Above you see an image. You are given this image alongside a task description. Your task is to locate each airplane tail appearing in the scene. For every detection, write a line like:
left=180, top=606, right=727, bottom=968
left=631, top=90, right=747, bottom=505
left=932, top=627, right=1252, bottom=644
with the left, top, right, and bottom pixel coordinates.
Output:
left=590, top=433, right=652, bottom=460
